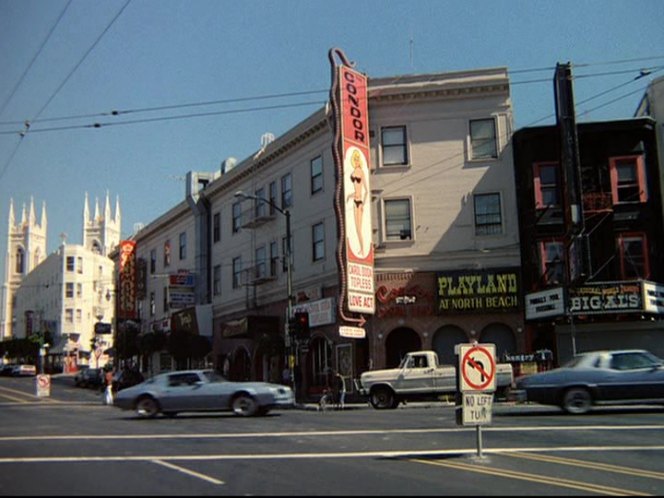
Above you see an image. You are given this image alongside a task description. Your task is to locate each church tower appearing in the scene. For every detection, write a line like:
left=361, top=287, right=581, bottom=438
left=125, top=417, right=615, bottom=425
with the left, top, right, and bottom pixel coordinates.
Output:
left=1, top=197, right=47, bottom=339
left=83, top=191, right=121, bottom=256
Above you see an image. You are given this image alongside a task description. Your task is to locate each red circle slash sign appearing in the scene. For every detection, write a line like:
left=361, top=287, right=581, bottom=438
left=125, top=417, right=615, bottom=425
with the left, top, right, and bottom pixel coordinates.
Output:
left=461, top=345, right=496, bottom=391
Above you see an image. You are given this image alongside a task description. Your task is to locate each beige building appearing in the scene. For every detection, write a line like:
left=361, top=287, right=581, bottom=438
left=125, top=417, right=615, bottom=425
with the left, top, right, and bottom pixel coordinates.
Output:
left=1, top=193, right=120, bottom=371
left=128, top=65, right=523, bottom=401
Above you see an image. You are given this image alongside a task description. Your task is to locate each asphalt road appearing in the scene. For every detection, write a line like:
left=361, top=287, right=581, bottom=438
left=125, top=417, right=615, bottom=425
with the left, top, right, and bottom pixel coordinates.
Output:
left=1, top=374, right=664, bottom=496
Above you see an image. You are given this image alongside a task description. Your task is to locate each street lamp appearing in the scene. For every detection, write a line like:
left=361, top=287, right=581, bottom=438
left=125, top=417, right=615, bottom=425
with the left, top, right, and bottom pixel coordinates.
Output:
left=234, top=190, right=295, bottom=395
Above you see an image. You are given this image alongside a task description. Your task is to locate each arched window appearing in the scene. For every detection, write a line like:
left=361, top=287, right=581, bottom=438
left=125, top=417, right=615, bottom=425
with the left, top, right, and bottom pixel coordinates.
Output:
left=15, top=248, right=25, bottom=275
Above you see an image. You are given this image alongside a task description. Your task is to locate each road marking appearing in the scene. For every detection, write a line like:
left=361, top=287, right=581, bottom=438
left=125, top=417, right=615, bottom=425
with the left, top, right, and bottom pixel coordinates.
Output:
left=505, top=451, right=664, bottom=480
left=0, top=424, right=663, bottom=441
left=0, top=385, right=61, bottom=403
left=410, top=457, right=651, bottom=496
left=0, top=445, right=664, bottom=464
left=151, top=459, right=225, bottom=485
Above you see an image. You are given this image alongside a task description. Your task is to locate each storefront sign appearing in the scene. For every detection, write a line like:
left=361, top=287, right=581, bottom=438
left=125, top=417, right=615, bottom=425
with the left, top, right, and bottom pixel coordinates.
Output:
left=643, top=282, right=664, bottom=314
left=437, top=269, right=520, bottom=314
left=118, top=240, right=137, bottom=319
left=525, top=287, right=565, bottom=320
left=569, top=281, right=642, bottom=314
left=375, top=272, right=436, bottom=318
left=294, top=298, right=335, bottom=327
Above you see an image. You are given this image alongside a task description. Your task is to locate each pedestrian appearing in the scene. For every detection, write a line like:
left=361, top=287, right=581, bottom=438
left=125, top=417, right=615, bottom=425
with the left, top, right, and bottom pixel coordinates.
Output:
left=334, top=371, right=346, bottom=410
left=104, top=367, right=114, bottom=405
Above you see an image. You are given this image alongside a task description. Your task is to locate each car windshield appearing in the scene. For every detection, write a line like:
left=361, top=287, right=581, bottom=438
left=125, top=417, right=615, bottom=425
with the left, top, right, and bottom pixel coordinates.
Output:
left=202, top=371, right=226, bottom=383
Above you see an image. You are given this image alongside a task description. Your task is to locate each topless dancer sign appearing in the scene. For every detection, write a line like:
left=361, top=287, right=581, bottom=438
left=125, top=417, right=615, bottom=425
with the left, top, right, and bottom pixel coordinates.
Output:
left=339, top=65, right=375, bottom=314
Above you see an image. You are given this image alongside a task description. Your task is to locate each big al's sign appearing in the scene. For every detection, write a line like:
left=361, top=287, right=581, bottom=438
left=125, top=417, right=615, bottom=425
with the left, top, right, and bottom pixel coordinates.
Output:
left=569, top=281, right=642, bottom=314
left=118, top=240, right=137, bottom=319
left=437, top=269, right=520, bottom=313
left=332, top=55, right=375, bottom=315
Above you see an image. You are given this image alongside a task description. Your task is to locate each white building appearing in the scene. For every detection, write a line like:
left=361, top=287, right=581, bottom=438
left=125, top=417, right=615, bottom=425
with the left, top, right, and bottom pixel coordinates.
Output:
left=127, top=64, right=522, bottom=399
left=1, top=193, right=120, bottom=371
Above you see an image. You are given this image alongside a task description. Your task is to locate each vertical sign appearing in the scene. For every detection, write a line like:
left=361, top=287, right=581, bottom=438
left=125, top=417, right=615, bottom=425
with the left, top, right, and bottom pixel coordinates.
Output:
left=118, top=240, right=137, bottom=319
left=339, top=65, right=375, bottom=315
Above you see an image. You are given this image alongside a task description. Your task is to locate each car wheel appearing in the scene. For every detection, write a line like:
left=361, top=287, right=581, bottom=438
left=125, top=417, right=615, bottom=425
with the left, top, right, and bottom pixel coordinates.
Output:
left=232, top=394, right=258, bottom=416
left=562, top=387, right=592, bottom=414
left=370, top=387, right=396, bottom=410
left=135, top=396, right=160, bottom=419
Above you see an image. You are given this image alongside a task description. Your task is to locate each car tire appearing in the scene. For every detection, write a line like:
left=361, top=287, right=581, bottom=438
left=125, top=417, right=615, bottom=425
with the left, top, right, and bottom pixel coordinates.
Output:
left=232, top=394, right=258, bottom=417
left=135, top=396, right=160, bottom=419
left=370, top=387, right=396, bottom=410
left=562, top=387, right=592, bottom=414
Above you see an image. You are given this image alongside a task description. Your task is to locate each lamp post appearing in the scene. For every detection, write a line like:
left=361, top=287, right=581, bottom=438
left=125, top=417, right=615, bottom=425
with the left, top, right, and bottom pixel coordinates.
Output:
left=234, top=191, right=295, bottom=396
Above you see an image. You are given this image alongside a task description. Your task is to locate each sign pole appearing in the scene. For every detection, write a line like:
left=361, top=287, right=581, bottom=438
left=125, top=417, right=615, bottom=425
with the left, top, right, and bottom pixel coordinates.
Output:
left=476, top=426, right=483, bottom=458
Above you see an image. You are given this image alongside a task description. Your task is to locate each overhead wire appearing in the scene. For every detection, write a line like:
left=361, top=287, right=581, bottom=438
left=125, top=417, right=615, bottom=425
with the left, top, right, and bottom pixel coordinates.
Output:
left=0, top=0, right=132, bottom=183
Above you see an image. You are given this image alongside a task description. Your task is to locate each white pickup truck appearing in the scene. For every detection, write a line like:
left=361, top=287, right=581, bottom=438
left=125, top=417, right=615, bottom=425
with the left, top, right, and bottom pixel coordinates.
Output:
left=357, top=350, right=514, bottom=409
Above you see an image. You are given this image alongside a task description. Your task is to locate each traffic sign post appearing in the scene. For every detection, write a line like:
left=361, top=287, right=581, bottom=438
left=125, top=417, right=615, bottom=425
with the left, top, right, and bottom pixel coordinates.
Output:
left=35, top=374, right=51, bottom=397
left=455, top=343, right=497, bottom=458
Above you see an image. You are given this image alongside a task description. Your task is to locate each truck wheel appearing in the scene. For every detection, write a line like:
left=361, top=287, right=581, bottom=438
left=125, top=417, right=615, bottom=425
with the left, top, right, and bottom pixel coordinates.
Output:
left=370, top=387, right=396, bottom=409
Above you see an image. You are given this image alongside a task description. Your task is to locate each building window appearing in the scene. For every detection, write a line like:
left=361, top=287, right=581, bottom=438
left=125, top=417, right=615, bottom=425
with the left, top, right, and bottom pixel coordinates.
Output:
left=539, top=240, right=565, bottom=285
left=15, top=248, right=25, bottom=274
left=381, top=126, right=408, bottom=166
left=77, top=257, right=83, bottom=274
left=269, top=181, right=277, bottom=216
left=474, top=193, right=502, bottom=235
left=255, top=246, right=267, bottom=280
left=469, top=118, right=497, bottom=160
left=150, top=249, right=156, bottom=274
left=149, top=292, right=155, bottom=317
left=281, top=173, right=292, bottom=209
left=270, top=241, right=278, bottom=277
left=232, top=201, right=242, bottom=233
left=533, top=162, right=561, bottom=208
left=76, top=309, right=82, bottom=323
left=77, top=283, right=82, bottom=298
left=232, top=257, right=242, bottom=289
left=213, top=212, right=221, bottom=243
left=65, top=309, right=74, bottom=323
left=255, top=187, right=267, bottom=218
left=213, top=265, right=221, bottom=296
left=66, top=283, right=74, bottom=298
left=179, top=232, right=187, bottom=260
left=312, top=222, right=325, bottom=261
left=164, top=240, right=171, bottom=267
left=163, top=286, right=169, bottom=313
left=311, top=155, right=323, bottom=194
left=609, top=155, right=647, bottom=204
left=617, top=233, right=649, bottom=279
left=384, top=198, right=412, bottom=241
left=66, top=256, right=75, bottom=272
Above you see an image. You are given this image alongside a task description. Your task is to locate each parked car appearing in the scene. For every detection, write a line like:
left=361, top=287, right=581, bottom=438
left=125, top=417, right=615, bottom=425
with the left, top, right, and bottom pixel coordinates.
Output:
left=512, top=349, right=664, bottom=414
left=0, top=365, right=16, bottom=376
left=11, top=364, right=37, bottom=377
left=75, top=367, right=104, bottom=389
left=113, top=369, right=294, bottom=418
left=112, top=369, right=144, bottom=392
left=73, top=366, right=90, bottom=387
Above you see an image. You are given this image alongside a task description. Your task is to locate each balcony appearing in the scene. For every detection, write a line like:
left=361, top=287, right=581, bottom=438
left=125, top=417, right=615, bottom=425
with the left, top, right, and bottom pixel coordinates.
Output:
left=242, top=262, right=278, bottom=286
left=240, top=207, right=276, bottom=229
left=583, top=192, right=613, bottom=213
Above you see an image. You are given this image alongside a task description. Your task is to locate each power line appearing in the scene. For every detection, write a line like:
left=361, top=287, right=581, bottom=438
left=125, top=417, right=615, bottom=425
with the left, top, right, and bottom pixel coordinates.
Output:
left=0, top=0, right=73, bottom=118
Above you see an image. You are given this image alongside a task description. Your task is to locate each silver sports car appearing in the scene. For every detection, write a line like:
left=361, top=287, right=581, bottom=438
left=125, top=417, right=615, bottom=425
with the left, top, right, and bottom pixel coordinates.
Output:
left=512, top=349, right=664, bottom=414
left=113, top=369, right=294, bottom=418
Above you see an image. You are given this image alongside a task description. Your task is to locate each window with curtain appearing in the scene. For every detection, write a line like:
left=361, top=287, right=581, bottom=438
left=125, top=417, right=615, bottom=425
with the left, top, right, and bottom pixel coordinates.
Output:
left=470, top=118, right=497, bottom=160
left=381, top=126, right=408, bottom=166
left=384, top=198, right=412, bottom=241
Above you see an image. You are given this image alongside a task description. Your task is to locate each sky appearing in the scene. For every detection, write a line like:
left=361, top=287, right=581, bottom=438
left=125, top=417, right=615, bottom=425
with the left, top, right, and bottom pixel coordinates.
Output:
left=1, top=0, right=664, bottom=285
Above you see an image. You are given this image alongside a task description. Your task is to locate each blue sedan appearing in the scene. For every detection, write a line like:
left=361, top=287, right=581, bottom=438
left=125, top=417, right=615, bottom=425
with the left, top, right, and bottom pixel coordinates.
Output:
left=113, top=369, right=294, bottom=418
left=513, top=349, right=664, bottom=414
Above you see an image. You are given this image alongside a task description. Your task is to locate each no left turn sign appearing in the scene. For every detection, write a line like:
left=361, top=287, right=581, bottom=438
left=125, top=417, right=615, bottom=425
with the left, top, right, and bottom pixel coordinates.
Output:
left=459, top=343, right=496, bottom=392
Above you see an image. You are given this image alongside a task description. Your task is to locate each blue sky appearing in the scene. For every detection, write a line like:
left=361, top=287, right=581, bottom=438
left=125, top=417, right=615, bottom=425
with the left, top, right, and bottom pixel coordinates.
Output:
left=1, top=0, right=663, bottom=284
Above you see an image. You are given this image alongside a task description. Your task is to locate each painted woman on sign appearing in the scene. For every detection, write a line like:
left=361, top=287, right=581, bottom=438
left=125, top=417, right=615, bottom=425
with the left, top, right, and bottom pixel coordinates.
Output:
left=345, top=148, right=369, bottom=257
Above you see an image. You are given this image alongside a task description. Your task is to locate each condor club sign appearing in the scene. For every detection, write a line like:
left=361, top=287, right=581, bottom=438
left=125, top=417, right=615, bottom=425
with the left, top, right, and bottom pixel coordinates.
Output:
left=437, top=269, right=520, bottom=313
left=332, top=55, right=375, bottom=316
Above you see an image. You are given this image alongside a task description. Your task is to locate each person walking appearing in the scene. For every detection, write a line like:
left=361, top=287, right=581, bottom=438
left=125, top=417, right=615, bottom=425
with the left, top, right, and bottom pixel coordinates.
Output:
left=334, top=371, right=346, bottom=410
left=104, top=367, right=114, bottom=406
